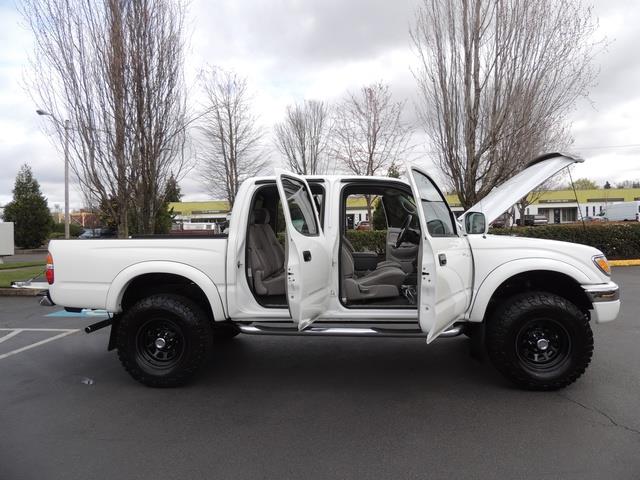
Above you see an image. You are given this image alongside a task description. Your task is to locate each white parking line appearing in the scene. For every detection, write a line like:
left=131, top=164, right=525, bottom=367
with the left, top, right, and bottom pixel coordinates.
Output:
left=0, top=330, right=22, bottom=344
left=0, top=328, right=80, bottom=361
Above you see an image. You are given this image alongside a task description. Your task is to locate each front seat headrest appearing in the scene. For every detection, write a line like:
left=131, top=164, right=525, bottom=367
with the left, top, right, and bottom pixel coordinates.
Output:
left=250, top=208, right=270, bottom=225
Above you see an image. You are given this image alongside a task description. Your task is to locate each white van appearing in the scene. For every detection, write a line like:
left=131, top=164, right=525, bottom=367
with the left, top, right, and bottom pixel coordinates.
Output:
left=604, top=201, right=640, bottom=222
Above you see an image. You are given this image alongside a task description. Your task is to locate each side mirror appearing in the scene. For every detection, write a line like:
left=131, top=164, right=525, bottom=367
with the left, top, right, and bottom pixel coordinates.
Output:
left=464, top=211, right=487, bottom=235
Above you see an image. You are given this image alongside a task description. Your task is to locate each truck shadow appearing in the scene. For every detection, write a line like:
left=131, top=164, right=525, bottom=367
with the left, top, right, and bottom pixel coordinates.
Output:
left=203, top=335, right=508, bottom=393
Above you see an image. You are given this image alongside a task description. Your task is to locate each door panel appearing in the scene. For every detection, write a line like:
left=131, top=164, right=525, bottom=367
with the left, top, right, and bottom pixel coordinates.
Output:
left=430, top=236, right=473, bottom=335
left=275, top=170, right=331, bottom=330
left=405, top=165, right=473, bottom=342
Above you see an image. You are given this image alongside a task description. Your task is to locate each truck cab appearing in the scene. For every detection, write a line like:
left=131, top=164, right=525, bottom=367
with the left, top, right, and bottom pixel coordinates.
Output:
left=46, top=153, right=620, bottom=389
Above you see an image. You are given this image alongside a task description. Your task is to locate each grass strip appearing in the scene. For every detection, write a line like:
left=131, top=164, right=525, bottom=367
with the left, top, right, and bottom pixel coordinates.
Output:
left=0, top=266, right=46, bottom=287
left=0, top=261, right=46, bottom=271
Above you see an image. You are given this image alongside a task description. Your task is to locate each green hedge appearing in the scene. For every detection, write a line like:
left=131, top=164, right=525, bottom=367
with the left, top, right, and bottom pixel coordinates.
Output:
left=51, top=223, right=83, bottom=237
left=345, top=230, right=387, bottom=255
left=490, top=223, right=640, bottom=259
left=277, top=230, right=387, bottom=254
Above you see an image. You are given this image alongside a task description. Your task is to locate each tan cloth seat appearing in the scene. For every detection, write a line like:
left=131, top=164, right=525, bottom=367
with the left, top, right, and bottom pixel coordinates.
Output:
left=248, top=209, right=286, bottom=296
left=341, top=240, right=406, bottom=302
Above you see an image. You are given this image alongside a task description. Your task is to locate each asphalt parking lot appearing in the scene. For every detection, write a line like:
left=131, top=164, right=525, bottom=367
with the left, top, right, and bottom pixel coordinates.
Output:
left=1, top=268, right=639, bottom=480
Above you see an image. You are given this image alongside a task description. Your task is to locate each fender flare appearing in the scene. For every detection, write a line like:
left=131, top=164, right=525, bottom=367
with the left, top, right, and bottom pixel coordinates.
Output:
left=105, top=261, right=226, bottom=320
left=468, top=258, right=592, bottom=322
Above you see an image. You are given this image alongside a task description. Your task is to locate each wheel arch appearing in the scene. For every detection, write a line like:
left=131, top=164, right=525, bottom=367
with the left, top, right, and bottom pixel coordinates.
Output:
left=469, top=259, right=593, bottom=323
left=106, top=261, right=226, bottom=321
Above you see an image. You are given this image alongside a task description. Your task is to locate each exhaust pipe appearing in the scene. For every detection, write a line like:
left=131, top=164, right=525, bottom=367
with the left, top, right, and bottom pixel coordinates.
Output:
left=84, top=318, right=113, bottom=334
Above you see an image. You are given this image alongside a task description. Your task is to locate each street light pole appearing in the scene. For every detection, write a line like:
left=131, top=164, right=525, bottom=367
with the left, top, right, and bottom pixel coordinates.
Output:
left=36, top=109, right=71, bottom=239
left=63, top=119, right=70, bottom=239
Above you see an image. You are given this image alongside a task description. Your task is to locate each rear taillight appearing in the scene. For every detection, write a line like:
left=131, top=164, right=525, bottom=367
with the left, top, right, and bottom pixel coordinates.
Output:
left=45, top=252, right=54, bottom=284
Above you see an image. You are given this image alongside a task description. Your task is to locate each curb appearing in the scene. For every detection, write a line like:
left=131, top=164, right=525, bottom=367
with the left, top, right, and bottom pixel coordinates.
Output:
left=610, top=259, right=640, bottom=267
left=0, top=288, right=41, bottom=297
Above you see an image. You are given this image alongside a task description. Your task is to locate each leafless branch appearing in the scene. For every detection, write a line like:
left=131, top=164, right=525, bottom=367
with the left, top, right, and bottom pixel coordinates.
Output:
left=274, top=100, right=332, bottom=175
left=21, top=0, right=189, bottom=236
left=197, top=67, right=268, bottom=207
left=412, top=0, right=601, bottom=209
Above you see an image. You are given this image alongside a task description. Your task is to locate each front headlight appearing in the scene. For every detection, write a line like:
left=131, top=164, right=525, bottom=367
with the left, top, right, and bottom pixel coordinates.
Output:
left=593, top=255, right=611, bottom=276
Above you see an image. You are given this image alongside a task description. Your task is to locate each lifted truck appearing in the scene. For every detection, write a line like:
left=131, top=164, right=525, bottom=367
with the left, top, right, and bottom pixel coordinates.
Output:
left=46, top=153, right=620, bottom=389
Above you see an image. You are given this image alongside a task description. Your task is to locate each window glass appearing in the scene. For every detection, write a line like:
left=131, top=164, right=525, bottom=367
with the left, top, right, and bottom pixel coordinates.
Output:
left=382, top=192, right=418, bottom=228
left=309, top=184, right=325, bottom=229
left=281, top=176, right=319, bottom=236
left=412, top=170, right=456, bottom=236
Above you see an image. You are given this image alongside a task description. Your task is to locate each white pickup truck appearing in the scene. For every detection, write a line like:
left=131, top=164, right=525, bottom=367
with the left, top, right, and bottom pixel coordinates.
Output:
left=46, top=153, right=620, bottom=389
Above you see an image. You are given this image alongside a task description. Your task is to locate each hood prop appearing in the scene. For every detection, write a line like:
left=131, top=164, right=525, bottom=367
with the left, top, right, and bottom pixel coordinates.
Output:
left=567, top=167, right=587, bottom=230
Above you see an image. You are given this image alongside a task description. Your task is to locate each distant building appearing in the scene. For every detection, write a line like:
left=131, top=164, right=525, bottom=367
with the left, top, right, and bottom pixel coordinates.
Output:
left=445, top=188, right=640, bottom=223
left=168, top=201, right=232, bottom=229
left=168, top=197, right=373, bottom=229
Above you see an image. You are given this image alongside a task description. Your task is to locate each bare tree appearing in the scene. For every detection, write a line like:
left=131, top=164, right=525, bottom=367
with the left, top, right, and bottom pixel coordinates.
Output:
left=412, top=0, right=600, bottom=210
left=332, top=82, right=411, bottom=219
left=198, top=68, right=267, bottom=207
left=22, top=0, right=189, bottom=237
left=274, top=100, right=332, bottom=175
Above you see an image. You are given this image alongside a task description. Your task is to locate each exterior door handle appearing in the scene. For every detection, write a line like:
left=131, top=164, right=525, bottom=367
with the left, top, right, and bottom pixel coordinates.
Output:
left=438, top=253, right=447, bottom=266
left=303, top=250, right=312, bottom=262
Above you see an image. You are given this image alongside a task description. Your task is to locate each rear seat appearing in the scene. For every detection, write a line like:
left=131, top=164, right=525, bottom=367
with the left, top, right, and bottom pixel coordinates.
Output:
left=247, top=209, right=286, bottom=296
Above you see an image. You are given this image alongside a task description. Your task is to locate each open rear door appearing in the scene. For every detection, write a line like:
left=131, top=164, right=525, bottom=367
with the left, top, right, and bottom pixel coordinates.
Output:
left=275, top=170, right=331, bottom=330
left=406, top=165, right=473, bottom=343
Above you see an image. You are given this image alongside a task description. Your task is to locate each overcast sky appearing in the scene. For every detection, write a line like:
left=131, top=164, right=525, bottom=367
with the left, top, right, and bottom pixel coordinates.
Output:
left=0, top=0, right=639, bottom=208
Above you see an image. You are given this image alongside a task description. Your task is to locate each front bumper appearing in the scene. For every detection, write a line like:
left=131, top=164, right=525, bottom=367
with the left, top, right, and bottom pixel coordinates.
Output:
left=583, top=282, right=620, bottom=324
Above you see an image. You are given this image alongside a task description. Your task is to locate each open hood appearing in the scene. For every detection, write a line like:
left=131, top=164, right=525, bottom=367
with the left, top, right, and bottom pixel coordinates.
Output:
left=461, top=153, right=583, bottom=225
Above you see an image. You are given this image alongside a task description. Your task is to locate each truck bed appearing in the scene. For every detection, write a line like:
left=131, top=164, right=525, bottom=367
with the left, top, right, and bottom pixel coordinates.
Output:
left=48, top=237, right=228, bottom=312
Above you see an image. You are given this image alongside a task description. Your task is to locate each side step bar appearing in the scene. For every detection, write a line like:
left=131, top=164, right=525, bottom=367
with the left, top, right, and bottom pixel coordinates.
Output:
left=237, top=323, right=464, bottom=338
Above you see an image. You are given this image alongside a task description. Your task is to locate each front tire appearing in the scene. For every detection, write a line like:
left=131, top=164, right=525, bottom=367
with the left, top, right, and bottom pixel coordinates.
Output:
left=116, top=294, right=213, bottom=387
left=486, top=292, right=593, bottom=390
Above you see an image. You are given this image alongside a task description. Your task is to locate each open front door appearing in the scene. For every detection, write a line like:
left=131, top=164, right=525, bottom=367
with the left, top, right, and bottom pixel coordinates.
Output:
left=406, top=165, right=473, bottom=343
left=275, top=170, right=331, bottom=330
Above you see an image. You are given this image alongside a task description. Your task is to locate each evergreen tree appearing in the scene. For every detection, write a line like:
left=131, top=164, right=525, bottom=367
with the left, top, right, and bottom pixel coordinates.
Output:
left=387, top=163, right=401, bottom=179
left=154, top=175, right=182, bottom=234
left=3, top=164, right=53, bottom=248
left=372, top=197, right=386, bottom=230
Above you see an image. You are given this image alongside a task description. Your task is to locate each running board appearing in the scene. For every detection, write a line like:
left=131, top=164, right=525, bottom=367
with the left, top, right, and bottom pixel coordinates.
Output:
left=237, top=323, right=464, bottom=338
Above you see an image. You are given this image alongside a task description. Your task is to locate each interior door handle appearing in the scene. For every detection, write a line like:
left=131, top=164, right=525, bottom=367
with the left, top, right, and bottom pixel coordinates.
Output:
left=303, top=250, right=312, bottom=262
left=438, top=253, right=447, bottom=266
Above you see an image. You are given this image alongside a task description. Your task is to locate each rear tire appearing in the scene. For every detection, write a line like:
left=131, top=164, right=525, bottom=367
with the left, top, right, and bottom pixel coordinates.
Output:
left=116, top=294, right=213, bottom=387
left=486, top=292, right=593, bottom=390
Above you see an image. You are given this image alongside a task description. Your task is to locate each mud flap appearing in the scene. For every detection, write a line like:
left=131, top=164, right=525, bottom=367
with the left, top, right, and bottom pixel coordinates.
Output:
left=107, top=314, right=121, bottom=351
left=467, top=322, right=486, bottom=362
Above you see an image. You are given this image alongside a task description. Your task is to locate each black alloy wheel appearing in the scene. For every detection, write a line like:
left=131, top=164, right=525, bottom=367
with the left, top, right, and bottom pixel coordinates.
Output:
left=515, top=318, right=571, bottom=373
left=135, top=317, right=185, bottom=372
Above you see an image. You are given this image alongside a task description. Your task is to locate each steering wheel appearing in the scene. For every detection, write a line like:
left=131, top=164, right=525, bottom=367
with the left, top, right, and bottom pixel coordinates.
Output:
left=395, top=214, right=413, bottom=248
